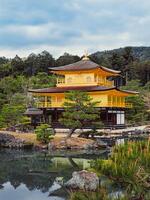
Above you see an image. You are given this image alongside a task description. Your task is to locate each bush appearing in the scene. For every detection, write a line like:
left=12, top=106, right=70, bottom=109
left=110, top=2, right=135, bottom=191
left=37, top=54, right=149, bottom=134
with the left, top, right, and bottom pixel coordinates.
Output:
left=35, top=124, right=54, bottom=144
left=69, top=189, right=129, bottom=200
left=92, top=140, right=150, bottom=199
left=0, top=104, right=26, bottom=128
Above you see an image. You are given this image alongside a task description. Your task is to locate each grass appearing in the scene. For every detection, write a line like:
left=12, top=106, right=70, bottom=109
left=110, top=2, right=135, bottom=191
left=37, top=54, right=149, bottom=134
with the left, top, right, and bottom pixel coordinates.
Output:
left=92, top=139, right=150, bottom=199
left=0, top=131, right=40, bottom=145
left=0, top=130, right=92, bottom=148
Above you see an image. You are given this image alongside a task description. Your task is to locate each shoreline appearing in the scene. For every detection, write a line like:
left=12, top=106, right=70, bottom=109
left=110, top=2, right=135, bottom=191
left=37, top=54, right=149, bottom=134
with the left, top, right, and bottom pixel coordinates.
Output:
left=0, top=125, right=150, bottom=150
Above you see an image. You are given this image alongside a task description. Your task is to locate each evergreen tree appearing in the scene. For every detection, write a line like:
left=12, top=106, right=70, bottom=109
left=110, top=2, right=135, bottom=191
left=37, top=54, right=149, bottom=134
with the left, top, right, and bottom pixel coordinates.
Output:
left=125, top=96, right=147, bottom=125
left=59, top=91, right=101, bottom=138
left=0, top=62, right=12, bottom=78
left=11, top=55, right=25, bottom=76
left=56, top=53, right=80, bottom=66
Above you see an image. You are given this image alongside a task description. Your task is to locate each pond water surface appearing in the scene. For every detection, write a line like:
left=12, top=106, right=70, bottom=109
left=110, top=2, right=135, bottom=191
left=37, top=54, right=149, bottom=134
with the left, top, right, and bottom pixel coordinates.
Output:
left=0, top=149, right=108, bottom=200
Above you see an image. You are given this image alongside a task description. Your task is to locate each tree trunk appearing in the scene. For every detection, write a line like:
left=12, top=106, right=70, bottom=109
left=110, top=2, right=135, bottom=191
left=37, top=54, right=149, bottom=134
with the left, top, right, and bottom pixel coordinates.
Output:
left=66, top=128, right=76, bottom=138
left=68, top=157, right=79, bottom=169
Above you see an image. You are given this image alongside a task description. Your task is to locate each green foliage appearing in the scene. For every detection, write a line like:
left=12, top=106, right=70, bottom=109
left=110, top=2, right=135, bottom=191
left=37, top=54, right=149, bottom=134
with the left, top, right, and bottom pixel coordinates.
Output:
left=69, top=189, right=109, bottom=200
left=121, top=80, right=149, bottom=124
left=0, top=72, right=56, bottom=128
left=121, top=79, right=142, bottom=92
left=0, top=75, right=27, bottom=98
left=56, top=52, right=80, bottom=66
left=0, top=89, right=28, bottom=128
left=0, top=49, right=150, bottom=129
left=59, top=91, right=101, bottom=137
left=35, top=124, right=54, bottom=144
left=0, top=62, right=12, bottom=78
left=11, top=55, right=25, bottom=76
left=92, top=140, right=150, bottom=199
left=69, top=190, right=130, bottom=200
left=143, top=81, right=150, bottom=91
left=125, top=95, right=147, bottom=125
left=28, top=72, right=56, bottom=89
left=0, top=104, right=26, bottom=128
left=10, top=93, right=28, bottom=105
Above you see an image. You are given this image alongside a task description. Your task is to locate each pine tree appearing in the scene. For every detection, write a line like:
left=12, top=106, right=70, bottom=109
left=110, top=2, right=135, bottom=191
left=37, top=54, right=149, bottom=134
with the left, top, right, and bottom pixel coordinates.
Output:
left=59, top=91, right=101, bottom=138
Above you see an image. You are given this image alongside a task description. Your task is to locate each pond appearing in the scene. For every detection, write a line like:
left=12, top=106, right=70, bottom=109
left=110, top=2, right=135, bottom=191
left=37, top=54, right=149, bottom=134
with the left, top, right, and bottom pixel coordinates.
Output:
left=0, top=149, right=108, bottom=200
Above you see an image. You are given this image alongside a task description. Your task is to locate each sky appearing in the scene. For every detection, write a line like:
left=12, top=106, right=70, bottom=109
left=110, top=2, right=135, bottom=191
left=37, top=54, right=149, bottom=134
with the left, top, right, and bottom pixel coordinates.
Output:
left=0, top=0, right=150, bottom=58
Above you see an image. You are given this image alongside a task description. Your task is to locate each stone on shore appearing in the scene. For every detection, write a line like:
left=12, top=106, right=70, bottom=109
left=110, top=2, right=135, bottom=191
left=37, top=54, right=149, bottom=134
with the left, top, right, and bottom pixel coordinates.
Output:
left=48, top=137, right=108, bottom=150
left=0, top=132, right=33, bottom=149
left=84, top=139, right=107, bottom=150
left=65, top=170, right=99, bottom=191
left=48, top=137, right=93, bottom=150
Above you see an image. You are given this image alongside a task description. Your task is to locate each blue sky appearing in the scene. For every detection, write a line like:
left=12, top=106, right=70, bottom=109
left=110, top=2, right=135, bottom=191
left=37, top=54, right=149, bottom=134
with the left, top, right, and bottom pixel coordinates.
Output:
left=0, top=0, right=150, bottom=58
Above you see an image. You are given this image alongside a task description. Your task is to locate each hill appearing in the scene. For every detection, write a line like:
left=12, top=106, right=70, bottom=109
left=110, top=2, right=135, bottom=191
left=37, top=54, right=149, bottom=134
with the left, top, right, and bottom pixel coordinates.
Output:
left=91, top=46, right=150, bottom=62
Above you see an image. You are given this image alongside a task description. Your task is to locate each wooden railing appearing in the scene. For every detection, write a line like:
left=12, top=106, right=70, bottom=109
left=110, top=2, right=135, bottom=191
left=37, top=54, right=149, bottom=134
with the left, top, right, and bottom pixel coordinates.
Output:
left=107, top=101, right=132, bottom=108
left=125, top=103, right=133, bottom=108
left=36, top=102, right=51, bottom=108
left=57, top=80, right=114, bottom=87
left=97, top=80, right=114, bottom=87
left=57, top=78, right=65, bottom=84
left=57, top=80, right=97, bottom=87
left=36, top=101, right=132, bottom=108
left=36, top=101, right=63, bottom=108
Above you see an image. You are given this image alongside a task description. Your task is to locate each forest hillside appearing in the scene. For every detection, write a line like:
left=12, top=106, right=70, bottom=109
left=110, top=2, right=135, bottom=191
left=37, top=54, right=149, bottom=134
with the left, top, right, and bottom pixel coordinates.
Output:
left=0, top=46, right=150, bottom=128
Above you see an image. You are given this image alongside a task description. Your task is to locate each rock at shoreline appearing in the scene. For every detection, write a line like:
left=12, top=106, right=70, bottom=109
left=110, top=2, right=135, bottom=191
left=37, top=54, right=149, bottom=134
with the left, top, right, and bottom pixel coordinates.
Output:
left=48, top=137, right=108, bottom=150
left=0, top=133, right=33, bottom=149
left=84, top=139, right=107, bottom=150
left=65, top=170, right=99, bottom=191
left=0, top=133, right=15, bottom=142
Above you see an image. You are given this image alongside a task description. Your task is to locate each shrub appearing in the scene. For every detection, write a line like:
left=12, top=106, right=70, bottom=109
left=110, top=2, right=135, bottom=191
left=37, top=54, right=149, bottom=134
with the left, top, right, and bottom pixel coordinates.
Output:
left=92, top=140, right=150, bottom=199
left=69, top=190, right=108, bottom=200
left=69, top=189, right=129, bottom=200
left=35, top=124, right=54, bottom=144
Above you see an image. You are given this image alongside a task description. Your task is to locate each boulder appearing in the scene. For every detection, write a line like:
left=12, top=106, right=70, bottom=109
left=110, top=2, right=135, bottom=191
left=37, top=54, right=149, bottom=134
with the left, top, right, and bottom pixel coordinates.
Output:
left=65, top=170, right=99, bottom=191
left=95, top=139, right=107, bottom=148
left=48, top=141, right=56, bottom=150
left=48, top=137, right=94, bottom=150
left=0, top=133, right=33, bottom=149
left=0, top=133, right=15, bottom=142
left=84, top=139, right=107, bottom=150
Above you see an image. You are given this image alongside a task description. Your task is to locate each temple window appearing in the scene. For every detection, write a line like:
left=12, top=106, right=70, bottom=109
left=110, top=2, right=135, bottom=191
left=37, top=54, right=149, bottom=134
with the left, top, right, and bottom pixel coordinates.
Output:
left=47, top=96, right=51, bottom=102
left=51, top=96, right=56, bottom=102
left=38, top=96, right=45, bottom=102
left=94, top=74, right=97, bottom=82
left=86, top=76, right=92, bottom=83
left=67, top=77, right=72, bottom=83
left=121, top=97, right=124, bottom=103
left=57, top=97, right=62, bottom=102
left=108, top=95, right=111, bottom=102
left=117, top=97, right=121, bottom=104
left=113, top=96, right=117, bottom=104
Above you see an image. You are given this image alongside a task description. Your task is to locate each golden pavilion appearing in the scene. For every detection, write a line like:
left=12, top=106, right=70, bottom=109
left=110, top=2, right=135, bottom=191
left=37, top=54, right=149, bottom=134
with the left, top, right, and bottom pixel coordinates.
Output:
left=28, top=55, right=137, bottom=128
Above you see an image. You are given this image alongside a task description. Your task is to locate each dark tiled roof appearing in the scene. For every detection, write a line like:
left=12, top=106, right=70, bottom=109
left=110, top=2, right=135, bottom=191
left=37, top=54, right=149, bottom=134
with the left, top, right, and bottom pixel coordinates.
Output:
left=29, top=86, right=138, bottom=95
left=24, top=108, right=43, bottom=115
left=49, top=60, right=121, bottom=74
left=121, top=89, right=139, bottom=94
left=29, top=86, right=115, bottom=93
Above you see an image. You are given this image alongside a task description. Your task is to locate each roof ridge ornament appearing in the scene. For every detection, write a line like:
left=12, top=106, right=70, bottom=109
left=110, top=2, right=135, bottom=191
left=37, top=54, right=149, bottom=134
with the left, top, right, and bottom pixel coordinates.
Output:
left=82, top=51, right=90, bottom=61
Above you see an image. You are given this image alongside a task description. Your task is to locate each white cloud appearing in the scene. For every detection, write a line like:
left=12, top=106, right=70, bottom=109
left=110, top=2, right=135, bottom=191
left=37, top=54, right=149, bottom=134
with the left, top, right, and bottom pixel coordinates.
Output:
left=0, top=31, right=141, bottom=58
left=0, top=0, right=150, bottom=57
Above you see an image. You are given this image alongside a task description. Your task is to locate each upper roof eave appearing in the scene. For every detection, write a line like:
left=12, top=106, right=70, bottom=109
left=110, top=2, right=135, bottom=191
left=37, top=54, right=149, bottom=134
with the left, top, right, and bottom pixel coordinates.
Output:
left=28, top=86, right=138, bottom=95
left=119, top=89, right=139, bottom=95
left=49, top=60, right=121, bottom=74
left=28, top=86, right=115, bottom=94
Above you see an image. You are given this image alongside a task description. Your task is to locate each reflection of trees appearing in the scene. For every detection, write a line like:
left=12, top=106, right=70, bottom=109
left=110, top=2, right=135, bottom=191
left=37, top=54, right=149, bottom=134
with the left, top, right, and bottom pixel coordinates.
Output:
left=68, top=157, right=80, bottom=169
left=0, top=149, right=84, bottom=193
left=0, top=150, right=56, bottom=192
left=0, top=149, right=108, bottom=193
